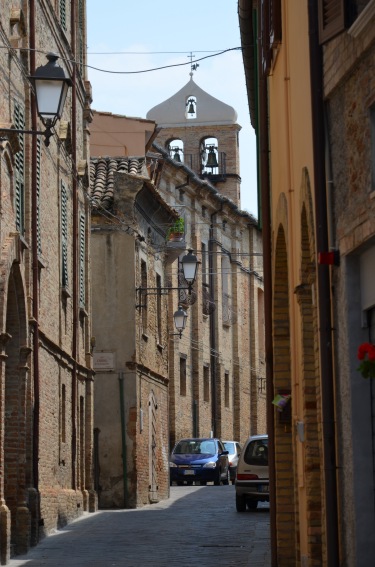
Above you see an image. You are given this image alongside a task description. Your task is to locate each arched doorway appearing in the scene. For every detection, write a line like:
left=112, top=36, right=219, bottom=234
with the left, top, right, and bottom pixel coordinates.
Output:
left=3, top=262, right=31, bottom=555
left=273, top=224, right=297, bottom=565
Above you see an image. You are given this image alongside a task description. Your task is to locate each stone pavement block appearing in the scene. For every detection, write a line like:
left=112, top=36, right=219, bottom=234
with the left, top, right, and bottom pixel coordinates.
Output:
left=9, top=486, right=271, bottom=567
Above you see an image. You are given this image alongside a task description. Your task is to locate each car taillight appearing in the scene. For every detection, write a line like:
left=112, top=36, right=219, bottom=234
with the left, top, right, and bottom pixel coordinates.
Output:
left=237, top=473, right=259, bottom=480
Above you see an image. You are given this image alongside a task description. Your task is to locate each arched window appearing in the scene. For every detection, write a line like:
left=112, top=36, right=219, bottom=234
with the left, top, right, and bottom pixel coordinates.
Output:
left=167, top=139, right=184, bottom=163
left=185, top=96, right=197, bottom=119
left=200, top=137, right=219, bottom=175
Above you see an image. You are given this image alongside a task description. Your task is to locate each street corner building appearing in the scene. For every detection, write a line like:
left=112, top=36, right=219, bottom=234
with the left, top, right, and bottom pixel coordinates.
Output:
left=0, top=1, right=96, bottom=564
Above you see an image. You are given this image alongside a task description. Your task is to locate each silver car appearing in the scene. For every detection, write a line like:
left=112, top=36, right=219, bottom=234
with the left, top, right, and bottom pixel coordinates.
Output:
left=222, top=440, right=242, bottom=484
left=235, top=434, right=269, bottom=511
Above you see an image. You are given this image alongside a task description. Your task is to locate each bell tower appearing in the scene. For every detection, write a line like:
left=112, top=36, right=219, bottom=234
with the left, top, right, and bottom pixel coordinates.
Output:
left=146, top=75, right=242, bottom=207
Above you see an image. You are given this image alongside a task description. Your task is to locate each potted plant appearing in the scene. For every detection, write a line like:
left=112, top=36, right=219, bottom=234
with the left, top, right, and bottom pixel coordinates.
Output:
left=357, top=342, right=375, bottom=378
left=167, top=217, right=185, bottom=241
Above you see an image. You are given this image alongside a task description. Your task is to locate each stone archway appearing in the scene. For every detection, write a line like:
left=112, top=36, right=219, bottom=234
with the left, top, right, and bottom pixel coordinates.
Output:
left=273, top=222, right=297, bottom=565
left=2, top=261, right=31, bottom=558
left=298, top=169, right=323, bottom=564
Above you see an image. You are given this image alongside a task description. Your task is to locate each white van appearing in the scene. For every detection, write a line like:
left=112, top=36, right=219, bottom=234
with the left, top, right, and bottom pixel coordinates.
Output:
left=235, top=434, right=269, bottom=511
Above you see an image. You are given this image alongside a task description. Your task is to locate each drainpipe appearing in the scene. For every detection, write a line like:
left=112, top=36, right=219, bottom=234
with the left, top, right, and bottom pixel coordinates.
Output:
left=208, top=219, right=217, bottom=437
left=30, top=0, right=40, bottom=504
left=71, top=0, right=78, bottom=491
left=255, top=7, right=277, bottom=567
left=209, top=206, right=222, bottom=437
left=118, top=372, right=127, bottom=508
left=307, top=2, right=340, bottom=565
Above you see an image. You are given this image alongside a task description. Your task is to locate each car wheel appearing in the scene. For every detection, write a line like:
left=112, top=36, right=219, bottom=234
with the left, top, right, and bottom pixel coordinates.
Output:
left=214, top=470, right=221, bottom=486
left=236, top=493, right=246, bottom=512
left=223, top=469, right=230, bottom=485
left=247, top=499, right=258, bottom=510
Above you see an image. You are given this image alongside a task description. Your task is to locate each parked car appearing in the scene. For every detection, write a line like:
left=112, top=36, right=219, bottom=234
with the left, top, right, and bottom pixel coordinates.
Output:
left=222, top=440, right=242, bottom=484
left=170, top=438, right=230, bottom=486
left=235, top=434, right=269, bottom=511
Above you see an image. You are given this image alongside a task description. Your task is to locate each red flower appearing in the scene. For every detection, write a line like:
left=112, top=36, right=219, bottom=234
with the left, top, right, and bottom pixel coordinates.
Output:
left=357, top=342, right=375, bottom=361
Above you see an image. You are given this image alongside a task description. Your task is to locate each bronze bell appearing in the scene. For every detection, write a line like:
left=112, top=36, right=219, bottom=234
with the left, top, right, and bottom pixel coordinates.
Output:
left=206, top=147, right=218, bottom=168
left=173, top=149, right=181, bottom=162
left=187, top=98, right=195, bottom=115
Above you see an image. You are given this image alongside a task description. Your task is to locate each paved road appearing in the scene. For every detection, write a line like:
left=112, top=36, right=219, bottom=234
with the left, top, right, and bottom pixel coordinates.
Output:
left=9, top=485, right=271, bottom=567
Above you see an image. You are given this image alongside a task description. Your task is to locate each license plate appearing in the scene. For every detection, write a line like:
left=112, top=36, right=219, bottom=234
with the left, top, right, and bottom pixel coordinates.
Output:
left=183, top=470, right=195, bottom=475
left=258, top=485, right=269, bottom=493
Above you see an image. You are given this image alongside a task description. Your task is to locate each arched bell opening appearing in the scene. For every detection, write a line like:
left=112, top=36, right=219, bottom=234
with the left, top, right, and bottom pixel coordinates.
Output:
left=167, top=139, right=184, bottom=163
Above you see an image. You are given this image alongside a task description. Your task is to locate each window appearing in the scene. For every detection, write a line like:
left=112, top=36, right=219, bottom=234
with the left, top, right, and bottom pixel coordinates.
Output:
left=36, top=138, right=42, bottom=255
left=14, top=101, right=25, bottom=234
left=61, top=384, right=66, bottom=443
left=61, top=182, right=68, bottom=288
left=156, top=274, right=162, bottom=344
left=77, top=0, right=84, bottom=74
left=221, top=254, right=232, bottom=325
left=224, top=372, right=230, bottom=408
left=201, top=242, right=207, bottom=285
left=79, top=214, right=85, bottom=307
left=60, top=0, right=67, bottom=31
left=371, top=105, right=375, bottom=191
left=141, top=260, right=147, bottom=330
left=318, top=0, right=346, bottom=44
left=180, top=357, right=187, bottom=396
left=203, top=365, right=210, bottom=402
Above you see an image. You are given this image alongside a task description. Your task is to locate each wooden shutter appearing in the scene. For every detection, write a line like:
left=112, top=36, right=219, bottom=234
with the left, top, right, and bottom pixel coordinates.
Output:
left=61, top=182, right=68, bottom=287
left=79, top=214, right=85, bottom=306
left=60, top=0, right=67, bottom=31
left=14, top=101, right=25, bottom=234
left=270, top=0, right=282, bottom=49
left=36, top=138, right=42, bottom=255
left=318, top=0, right=346, bottom=44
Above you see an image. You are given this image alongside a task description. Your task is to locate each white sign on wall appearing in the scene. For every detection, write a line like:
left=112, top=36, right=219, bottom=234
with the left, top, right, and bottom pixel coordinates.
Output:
left=93, top=351, right=115, bottom=371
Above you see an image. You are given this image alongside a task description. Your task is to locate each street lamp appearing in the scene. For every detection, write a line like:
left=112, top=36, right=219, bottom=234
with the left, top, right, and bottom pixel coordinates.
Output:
left=29, top=52, right=72, bottom=145
left=173, top=305, right=188, bottom=338
left=181, top=249, right=198, bottom=290
left=0, top=53, right=72, bottom=147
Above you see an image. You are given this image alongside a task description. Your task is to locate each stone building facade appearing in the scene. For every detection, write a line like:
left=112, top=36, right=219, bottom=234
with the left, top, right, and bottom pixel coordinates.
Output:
left=147, top=79, right=266, bottom=448
left=240, top=0, right=375, bottom=566
left=90, top=156, right=177, bottom=508
left=0, top=1, right=95, bottom=563
left=149, top=142, right=265, bottom=448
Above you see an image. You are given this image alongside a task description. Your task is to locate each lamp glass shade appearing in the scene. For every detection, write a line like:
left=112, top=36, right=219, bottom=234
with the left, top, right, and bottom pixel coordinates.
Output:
left=174, top=306, right=188, bottom=331
left=181, top=250, right=198, bottom=284
left=29, top=53, right=72, bottom=127
left=34, top=79, right=69, bottom=123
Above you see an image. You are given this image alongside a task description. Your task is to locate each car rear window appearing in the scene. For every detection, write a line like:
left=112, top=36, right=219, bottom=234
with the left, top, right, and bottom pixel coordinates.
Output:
left=173, top=440, right=216, bottom=456
left=243, top=439, right=268, bottom=466
left=224, top=442, right=235, bottom=453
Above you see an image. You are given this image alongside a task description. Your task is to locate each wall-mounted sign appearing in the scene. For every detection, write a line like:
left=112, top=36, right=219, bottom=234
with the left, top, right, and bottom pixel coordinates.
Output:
left=93, top=351, right=115, bottom=371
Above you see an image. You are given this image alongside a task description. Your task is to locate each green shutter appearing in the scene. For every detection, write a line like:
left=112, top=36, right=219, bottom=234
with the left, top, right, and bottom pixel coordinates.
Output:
left=79, top=214, right=85, bottom=306
left=60, top=0, right=67, bottom=31
left=61, top=182, right=68, bottom=287
left=14, top=101, right=25, bottom=234
left=36, top=138, right=42, bottom=255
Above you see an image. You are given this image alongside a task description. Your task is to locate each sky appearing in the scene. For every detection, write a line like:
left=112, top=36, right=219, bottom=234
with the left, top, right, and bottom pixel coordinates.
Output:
left=86, top=0, right=258, bottom=217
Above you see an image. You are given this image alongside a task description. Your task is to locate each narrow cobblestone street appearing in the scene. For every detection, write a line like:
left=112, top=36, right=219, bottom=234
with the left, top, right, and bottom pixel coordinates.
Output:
left=9, top=485, right=271, bottom=567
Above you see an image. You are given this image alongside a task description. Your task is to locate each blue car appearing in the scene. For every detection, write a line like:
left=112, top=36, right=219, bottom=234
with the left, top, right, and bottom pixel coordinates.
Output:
left=170, top=438, right=230, bottom=486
